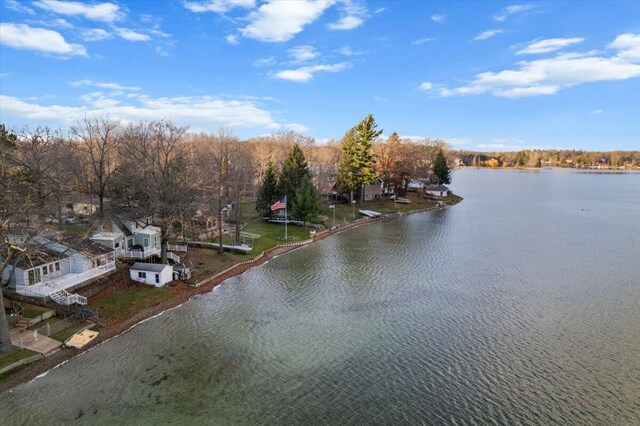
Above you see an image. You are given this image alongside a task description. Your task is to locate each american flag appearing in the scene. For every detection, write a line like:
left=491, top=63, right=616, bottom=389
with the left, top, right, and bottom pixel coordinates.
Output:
left=270, top=196, right=286, bottom=211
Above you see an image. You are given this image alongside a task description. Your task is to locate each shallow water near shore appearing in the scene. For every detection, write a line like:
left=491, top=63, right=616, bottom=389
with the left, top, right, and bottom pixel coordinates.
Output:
left=2, top=168, right=639, bottom=424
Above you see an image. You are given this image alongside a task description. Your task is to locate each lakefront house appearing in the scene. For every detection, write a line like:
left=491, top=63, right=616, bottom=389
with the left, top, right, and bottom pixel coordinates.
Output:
left=2, top=235, right=116, bottom=305
left=91, top=215, right=181, bottom=263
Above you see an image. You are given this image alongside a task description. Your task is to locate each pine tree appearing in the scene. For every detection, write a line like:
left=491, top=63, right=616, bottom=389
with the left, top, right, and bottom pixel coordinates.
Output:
left=432, top=149, right=452, bottom=185
left=291, top=175, right=322, bottom=225
left=336, top=114, right=382, bottom=201
left=256, top=161, right=278, bottom=217
left=278, top=144, right=310, bottom=208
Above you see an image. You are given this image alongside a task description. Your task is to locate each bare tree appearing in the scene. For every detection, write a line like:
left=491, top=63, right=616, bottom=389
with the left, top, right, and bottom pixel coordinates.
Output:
left=71, top=116, right=121, bottom=219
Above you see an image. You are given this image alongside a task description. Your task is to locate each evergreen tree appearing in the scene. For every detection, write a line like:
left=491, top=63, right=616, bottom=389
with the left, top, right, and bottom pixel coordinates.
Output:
left=336, top=114, right=382, bottom=201
left=291, top=175, right=322, bottom=225
left=432, top=149, right=452, bottom=185
left=335, top=128, right=358, bottom=197
left=277, top=144, right=310, bottom=208
left=256, top=161, right=278, bottom=217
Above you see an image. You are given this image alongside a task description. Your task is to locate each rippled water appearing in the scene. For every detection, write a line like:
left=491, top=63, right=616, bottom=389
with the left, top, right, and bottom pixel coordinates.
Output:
left=2, top=168, right=639, bottom=425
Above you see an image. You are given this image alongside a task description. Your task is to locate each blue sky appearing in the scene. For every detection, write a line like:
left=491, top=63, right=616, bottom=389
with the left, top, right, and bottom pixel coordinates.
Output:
left=1, top=0, right=639, bottom=151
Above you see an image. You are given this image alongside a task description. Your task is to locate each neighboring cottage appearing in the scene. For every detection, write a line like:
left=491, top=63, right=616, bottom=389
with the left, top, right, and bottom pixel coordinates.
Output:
left=130, top=262, right=173, bottom=287
left=362, top=178, right=384, bottom=201
left=66, top=195, right=97, bottom=216
left=1, top=235, right=116, bottom=305
left=91, top=215, right=165, bottom=260
left=424, top=185, right=449, bottom=197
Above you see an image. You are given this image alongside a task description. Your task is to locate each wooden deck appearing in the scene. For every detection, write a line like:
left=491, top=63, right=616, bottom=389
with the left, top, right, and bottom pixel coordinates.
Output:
left=10, top=328, right=62, bottom=355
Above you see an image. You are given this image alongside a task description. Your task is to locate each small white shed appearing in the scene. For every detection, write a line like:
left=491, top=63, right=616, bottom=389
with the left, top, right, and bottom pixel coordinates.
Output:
left=130, top=262, right=173, bottom=287
left=424, top=185, right=449, bottom=197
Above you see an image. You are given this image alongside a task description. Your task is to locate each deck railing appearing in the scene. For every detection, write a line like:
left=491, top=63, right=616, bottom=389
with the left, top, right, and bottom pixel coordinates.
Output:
left=116, top=247, right=161, bottom=259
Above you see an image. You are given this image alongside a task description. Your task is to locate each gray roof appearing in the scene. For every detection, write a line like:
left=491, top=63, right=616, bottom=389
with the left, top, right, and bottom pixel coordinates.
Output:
left=424, top=185, right=449, bottom=191
left=131, top=262, right=171, bottom=272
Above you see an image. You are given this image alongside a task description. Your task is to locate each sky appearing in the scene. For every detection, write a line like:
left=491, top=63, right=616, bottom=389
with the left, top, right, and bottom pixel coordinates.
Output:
left=0, top=0, right=639, bottom=152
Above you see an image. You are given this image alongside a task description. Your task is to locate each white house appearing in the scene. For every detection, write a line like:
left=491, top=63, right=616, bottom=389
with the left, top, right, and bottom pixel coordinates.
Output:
left=424, top=185, right=449, bottom=197
left=91, top=216, right=176, bottom=261
left=2, top=235, right=116, bottom=305
left=66, top=195, right=97, bottom=216
left=130, top=263, right=173, bottom=287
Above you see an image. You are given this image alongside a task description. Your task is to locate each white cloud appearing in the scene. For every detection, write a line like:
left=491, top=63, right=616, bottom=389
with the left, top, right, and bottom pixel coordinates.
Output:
left=473, top=29, right=503, bottom=41
left=494, top=3, right=536, bottom=22
left=253, top=56, right=276, bottom=67
left=288, top=45, right=319, bottom=62
left=240, top=0, right=335, bottom=42
left=328, top=15, right=363, bottom=30
left=0, top=93, right=280, bottom=131
left=419, top=82, right=434, bottom=90
left=506, top=4, right=535, bottom=14
left=155, top=46, right=169, bottom=56
left=285, top=123, right=310, bottom=133
left=114, top=28, right=151, bottom=42
left=411, top=37, right=435, bottom=45
left=33, top=0, right=123, bottom=23
left=70, top=79, right=141, bottom=91
left=436, top=34, right=640, bottom=98
left=225, top=34, right=239, bottom=44
left=5, top=0, right=35, bottom=15
left=374, top=7, right=385, bottom=14
left=81, top=28, right=112, bottom=41
left=337, top=46, right=363, bottom=56
left=183, top=0, right=255, bottom=13
left=608, top=33, right=640, bottom=61
left=328, top=0, right=368, bottom=30
left=272, top=63, right=348, bottom=83
left=517, top=37, right=584, bottom=54
left=431, top=14, right=446, bottom=23
left=0, top=23, right=87, bottom=56
left=591, top=109, right=603, bottom=114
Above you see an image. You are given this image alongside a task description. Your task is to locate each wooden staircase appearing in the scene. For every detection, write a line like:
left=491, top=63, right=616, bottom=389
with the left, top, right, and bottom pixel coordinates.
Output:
left=49, top=289, right=88, bottom=306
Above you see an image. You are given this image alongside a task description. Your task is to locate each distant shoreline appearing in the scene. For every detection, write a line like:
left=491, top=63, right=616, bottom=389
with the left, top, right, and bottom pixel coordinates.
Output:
left=0, top=195, right=463, bottom=394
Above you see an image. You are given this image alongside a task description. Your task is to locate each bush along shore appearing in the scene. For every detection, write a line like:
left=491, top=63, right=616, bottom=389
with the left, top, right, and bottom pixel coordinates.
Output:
left=0, top=194, right=462, bottom=393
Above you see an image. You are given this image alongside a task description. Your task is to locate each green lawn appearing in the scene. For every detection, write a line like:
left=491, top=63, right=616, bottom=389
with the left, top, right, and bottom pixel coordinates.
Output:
left=21, top=304, right=52, bottom=319
left=91, top=286, right=173, bottom=326
left=51, top=321, right=96, bottom=343
left=322, top=197, right=435, bottom=224
left=0, top=347, right=39, bottom=369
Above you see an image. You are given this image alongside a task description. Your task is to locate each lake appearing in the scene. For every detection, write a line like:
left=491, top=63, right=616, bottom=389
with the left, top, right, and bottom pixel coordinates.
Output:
left=2, top=168, right=639, bottom=425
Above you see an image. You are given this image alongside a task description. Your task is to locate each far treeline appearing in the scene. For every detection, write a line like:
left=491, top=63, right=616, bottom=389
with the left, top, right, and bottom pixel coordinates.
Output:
left=457, top=149, right=640, bottom=169
left=1, top=114, right=452, bottom=250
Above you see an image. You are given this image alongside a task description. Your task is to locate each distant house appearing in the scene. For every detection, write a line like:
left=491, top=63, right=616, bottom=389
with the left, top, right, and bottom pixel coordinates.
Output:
left=66, top=195, right=97, bottom=216
left=2, top=235, right=116, bottom=305
left=130, top=262, right=173, bottom=287
left=91, top=215, right=168, bottom=261
left=362, top=178, right=384, bottom=201
left=424, top=185, right=449, bottom=197
left=407, top=179, right=426, bottom=192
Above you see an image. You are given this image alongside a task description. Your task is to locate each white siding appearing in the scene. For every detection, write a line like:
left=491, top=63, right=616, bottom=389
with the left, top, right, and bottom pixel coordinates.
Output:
left=130, top=266, right=172, bottom=287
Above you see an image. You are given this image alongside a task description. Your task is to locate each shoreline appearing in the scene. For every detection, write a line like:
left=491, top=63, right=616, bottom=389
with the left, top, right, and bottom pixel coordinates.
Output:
left=0, top=198, right=461, bottom=394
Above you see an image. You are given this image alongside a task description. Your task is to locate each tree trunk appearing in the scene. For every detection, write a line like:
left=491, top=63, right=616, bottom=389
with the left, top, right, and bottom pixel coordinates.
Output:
left=0, top=290, right=12, bottom=354
left=98, top=192, right=105, bottom=219
left=217, top=197, right=223, bottom=254
left=161, top=236, right=168, bottom=264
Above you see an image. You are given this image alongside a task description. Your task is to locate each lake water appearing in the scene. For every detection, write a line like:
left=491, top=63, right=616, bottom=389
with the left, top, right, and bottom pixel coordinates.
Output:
left=2, top=168, right=639, bottom=425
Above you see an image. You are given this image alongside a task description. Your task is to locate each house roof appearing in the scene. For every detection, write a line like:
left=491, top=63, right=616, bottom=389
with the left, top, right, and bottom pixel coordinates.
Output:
left=4, top=244, right=66, bottom=269
left=425, top=185, right=449, bottom=191
left=111, top=217, right=133, bottom=237
left=131, top=262, right=171, bottom=272
left=91, top=232, right=123, bottom=241
left=136, top=226, right=161, bottom=235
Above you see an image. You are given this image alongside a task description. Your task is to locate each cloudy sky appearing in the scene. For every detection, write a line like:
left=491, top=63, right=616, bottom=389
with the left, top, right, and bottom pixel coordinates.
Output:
left=0, top=0, right=639, bottom=151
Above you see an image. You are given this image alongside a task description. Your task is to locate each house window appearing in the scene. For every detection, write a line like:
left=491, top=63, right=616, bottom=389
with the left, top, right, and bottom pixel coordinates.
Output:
left=155, top=273, right=160, bottom=284
left=49, top=265, right=54, bottom=273
left=42, top=266, right=48, bottom=275
left=138, top=271, right=146, bottom=279
left=55, top=262, right=60, bottom=271
left=115, top=242, right=120, bottom=248
left=144, top=238, right=149, bottom=247
left=28, top=270, right=35, bottom=285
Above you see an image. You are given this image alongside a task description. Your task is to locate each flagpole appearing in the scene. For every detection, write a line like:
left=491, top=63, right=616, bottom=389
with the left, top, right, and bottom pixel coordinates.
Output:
left=285, top=196, right=288, bottom=239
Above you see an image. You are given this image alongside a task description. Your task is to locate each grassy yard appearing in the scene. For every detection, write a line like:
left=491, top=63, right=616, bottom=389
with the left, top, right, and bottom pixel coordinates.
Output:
left=322, top=194, right=436, bottom=224
left=51, top=320, right=96, bottom=343
left=21, top=304, right=52, bottom=319
left=91, top=284, right=174, bottom=326
left=0, top=347, right=39, bottom=370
